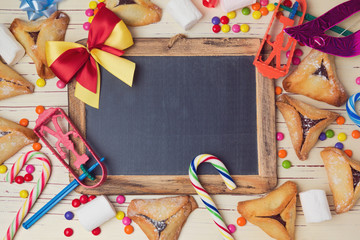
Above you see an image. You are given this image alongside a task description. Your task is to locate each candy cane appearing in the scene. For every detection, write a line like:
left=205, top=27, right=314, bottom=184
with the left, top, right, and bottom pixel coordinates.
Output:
left=3, top=151, right=52, bottom=240
left=189, top=154, right=236, bottom=240
left=346, top=93, right=360, bottom=127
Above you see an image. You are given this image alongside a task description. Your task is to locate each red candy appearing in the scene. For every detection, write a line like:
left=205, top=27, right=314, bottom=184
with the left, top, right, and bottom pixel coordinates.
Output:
left=92, top=227, right=101, bottom=236
left=15, top=176, right=24, bottom=184
left=72, top=199, right=81, bottom=208
left=283, top=0, right=292, bottom=7
left=97, top=2, right=105, bottom=9
left=64, top=228, right=74, bottom=237
left=89, top=195, right=97, bottom=201
left=212, top=25, right=221, bottom=33
left=24, top=173, right=33, bottom=182
left=80, top=194, right=89, bottom=204
left=220, top=16, right=229, bottom=24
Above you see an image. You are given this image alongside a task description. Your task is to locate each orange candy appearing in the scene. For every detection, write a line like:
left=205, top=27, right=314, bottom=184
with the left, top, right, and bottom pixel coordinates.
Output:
left=352, top=130, right=360, bottom=139
left=278, top=149, right=287, bottom=158
left=237, top=217, right=247, bottom=226
left=19, top=118, right=29, bottom=127
left=94, top=8, right=99, bottom=15
left=260, top=7, right=269, bottom=16
left=275, top=86, right=282, bottom=95
left=252, top=2, right=261, bottom=10
left=35, top=105, right=45, bottom=114
left=336, top=116, right=345, bottom=125
left=124, top=225, right=134, bottom=234
left=33, top=142, right=42, bottom=151
left=344, top=149, right=353, bottom=157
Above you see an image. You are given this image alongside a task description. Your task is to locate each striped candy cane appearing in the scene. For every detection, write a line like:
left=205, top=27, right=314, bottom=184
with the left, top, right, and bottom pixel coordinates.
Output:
left=346, top=93, right=360, bottom=127
left=3, top=151, right=52, bottom=240
left=189, top=154, right=236, bottom=240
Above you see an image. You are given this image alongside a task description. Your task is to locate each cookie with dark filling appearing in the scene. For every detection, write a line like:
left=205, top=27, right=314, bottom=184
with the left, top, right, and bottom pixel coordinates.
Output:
left=0, top=60, right=34, bottom=100
left=10, top=11, right=69, bottom=79
left=321, top=147, right=360, bottom=214
left=105, top=0, right=162, bottom=26
left=127, top=195, right=198, bottom=240
left=282, top=49, right=348, bottom=107
left=0, top=116, right=39, bottom=165
left=237, top=181, right=297, bottom=240
left=276, top=94, right=339, bottom=160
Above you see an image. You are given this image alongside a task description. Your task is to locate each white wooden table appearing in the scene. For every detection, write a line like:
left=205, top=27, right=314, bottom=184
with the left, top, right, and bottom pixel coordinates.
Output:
left=1, top=0, right=360, bottom=239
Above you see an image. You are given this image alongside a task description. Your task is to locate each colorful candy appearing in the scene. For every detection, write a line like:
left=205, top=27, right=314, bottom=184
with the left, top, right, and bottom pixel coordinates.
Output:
left=212, top=25, right=221, bottom=33
left=85, top=9, right=94, bottom=17
left=260, top=7, right=269, bottom=16
left=237, top=217, right=247, bottom=226
left=122, top=216, right=132, bottom=225
left=4, top=151, right=51, bottom=240
left=325, top=129, right=335, bottom=138
left=116, top=211, right=125, bottom=220
left=221, top=24, right=230, bottom=33
left=36, top=78, right=46, bottom=87
left=24, top=173, right=33, bottom=182
left=19, top=118, right=29, bottom=127
left=278, top=149, right=287, bottom=158
left=282, top=160, right=291, bottom=169
left=356, top=77, right=360, bottom=85
left=338, top=132, right=347, bottom=141
left=56, top=80, right=66, bottom=89
left=80, top=194, right=89, bottom=204
left=26, top=164, right=35, bottom=174
left=89, top=195, right=97, bottom=201
left=124, top=225, right=134, bottom=234
left=275, top=86, right=282, bottom=95
left=242, top=7, right=250, bottom=15
left=294, top=49, right=303, bottom=56
left=35, top=105, right=45, bottom=114
left=189, top=154, right=236, bottom=240
left=260, top=0, right=269, bottom=6
left=240, top=24, right=250, bottom=32
left=64, top=228, right=74, bottom=237
left=319, top=132, right=326, bottom=141
left=232, top=24, right=240, bottom=33
left=292, top=56, right=301, bottom=65
left=252, top=10, right=262, bottom=19
left=336, top=116, right=345, bottom=125
left=116, top=195, right=126, bottom=204
left=276, top=132, right=284, bottom=141
left=352, top=130, right=360, bottom=139
left=65, top=211, right=74, bottom=220
left=283, top=0, right=292, bottom=8
left=88, top=16, right=94, bottom=23
left=227, top=224, right=236, bottom=233
left=83, top=22, right=91, bottom=31
left=220, top=16, right=229, bottom=24
left=252, top=2, right=261, bottom=11
left=89, top=1, right=97, bottom=9
left=335, top=142, right=344, bottom=150
left=15, top=176, right=24, bottom=184
left=344, top=149, right=353, bottom=157
left=19, top=190, right=29, bottom=198
left=0, top=164, right=7, bottom=174
left=97, top=2, right=105, bottom=8
left=227, top=11, right=236, bottom=19
left=267, top=3, right=275, bottom=11
left=92, top=227, right=101, bottom=236
left=72, top=199, right=81, bottom=208
left=33, top=142, right=42, bottom=151
left=212, top=16, right=220, bottom=25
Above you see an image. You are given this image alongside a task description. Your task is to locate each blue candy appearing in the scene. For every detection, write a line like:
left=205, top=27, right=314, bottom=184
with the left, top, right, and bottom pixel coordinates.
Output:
left=334, top=142, right=344, bottom=150
left=212, top=16, right=220, bottom=25
left=65, top=211, right=74, bottom=220
left=319, top=132, right=326, bottom=141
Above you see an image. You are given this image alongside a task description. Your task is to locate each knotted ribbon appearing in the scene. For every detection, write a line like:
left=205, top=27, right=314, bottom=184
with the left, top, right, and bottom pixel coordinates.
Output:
left=20, top=0, right=61, bottom=21
left=46, top=7, right=135, bottom=108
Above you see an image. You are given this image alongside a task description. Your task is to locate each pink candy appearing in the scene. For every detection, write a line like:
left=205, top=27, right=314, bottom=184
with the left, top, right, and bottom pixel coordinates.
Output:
left=232, top=24, right=240, bottom=33
left=228, top=224, right=236, bottom=233
left=260, top=0, right=269, bottom=6
left=56, top=80, right=66, bottom=89
left=85, top=9, right=94, bottom=17
left=276, top=132, right=284, bottom=141
left=286, top=50, right=290, bottom=58
left=356, top=76, right=360, bottom=85
left=294, top=49, right=303, bottom=56
left=26, top=164, right=35, bottom=174
left=292, top=56, right=301, bottom=65
left=122, top=217, right=131, bottom=225
left=83, top=22, right=91, bottom=31
left=116, top=195, right=125, bottom=204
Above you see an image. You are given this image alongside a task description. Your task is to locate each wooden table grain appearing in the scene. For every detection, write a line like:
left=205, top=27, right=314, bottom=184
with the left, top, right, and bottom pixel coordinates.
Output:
left=1, top=0, right=360, bottom=239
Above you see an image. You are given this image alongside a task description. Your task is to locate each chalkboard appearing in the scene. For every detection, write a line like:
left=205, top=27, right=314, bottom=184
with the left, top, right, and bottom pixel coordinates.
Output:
left=69, top=38, right=277, bottom=195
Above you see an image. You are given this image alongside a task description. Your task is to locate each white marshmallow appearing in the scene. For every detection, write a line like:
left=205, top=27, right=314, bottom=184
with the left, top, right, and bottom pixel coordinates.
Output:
left=299, top=189, right=332, bottom=223
left=0, top=24, right=25, bottom=65
left=76, top=195, right=116, bottom=231
left=167, top=0, right=203, bottom=30
left=220, top=0, right=256, bottom=13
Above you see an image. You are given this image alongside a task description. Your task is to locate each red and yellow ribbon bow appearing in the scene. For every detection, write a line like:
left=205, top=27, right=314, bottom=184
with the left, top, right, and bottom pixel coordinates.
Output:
left=46, top=7, right=135, bottom=108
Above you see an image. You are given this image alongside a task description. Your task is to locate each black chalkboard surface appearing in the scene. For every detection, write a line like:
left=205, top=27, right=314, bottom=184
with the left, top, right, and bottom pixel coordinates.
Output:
left=69, top=38, right=277, bottom=194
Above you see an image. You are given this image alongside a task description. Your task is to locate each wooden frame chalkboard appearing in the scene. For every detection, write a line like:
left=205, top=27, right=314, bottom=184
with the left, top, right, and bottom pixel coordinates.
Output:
left=68, top=38, right=277, bottom=195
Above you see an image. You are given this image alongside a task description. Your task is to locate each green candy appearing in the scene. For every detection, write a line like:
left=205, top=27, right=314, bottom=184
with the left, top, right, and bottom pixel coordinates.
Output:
left=282, top=160, right=291, bottom=169
left=325, top=129, right=335, bottom=138
left=242, top=7, right=251, bottom=15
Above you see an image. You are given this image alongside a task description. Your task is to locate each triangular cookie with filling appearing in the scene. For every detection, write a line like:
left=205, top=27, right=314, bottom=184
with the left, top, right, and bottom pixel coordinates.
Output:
left=0, top=60, right=34, bottom=100
left=237, top=181, right=297, bottom=240
left=320, top=147, right=360, bottom=214
left=0, top=116, right=39, bottom=165
left=105, top=0, right=162, bottom=26
left=276, top=94, right=339, bottom=160
left=127, top=195, right=198, bottom=240
left=10, top=11, right=69, bottom=79
left=282, top=49, right=348, bottom=107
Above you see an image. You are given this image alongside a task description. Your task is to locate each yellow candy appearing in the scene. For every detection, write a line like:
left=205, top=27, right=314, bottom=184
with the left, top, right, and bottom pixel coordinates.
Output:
left=267, top=3, right=275, bottom=11
left=252, top=11, right=262, bottom=19
left=36, top=78, right=46, bottom=87
left=241, top=24, right=250, bottom=32
left=89, top=1, right=98, bottom=9
left=221, top=24, right=230, bottom=33
left=227, top=11, right=236, bottom=19
left=98, top=0, right=105, bottom=2
left=116, top=211, right=125, bottom=220
left=338, top=132, right=347, bottom=142
left=20, top=190, right=29, bottom=198
left=88, top=16, right=94, bottom=23
left=0, top=165, right=7, bottom=174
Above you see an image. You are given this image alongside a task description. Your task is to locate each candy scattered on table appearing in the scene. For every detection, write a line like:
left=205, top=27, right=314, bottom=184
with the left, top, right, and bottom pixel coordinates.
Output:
left=242, top=7, right=250, bottom=15
left=276, top=132, right=284, bottom=141
left=83, top=22, right=91, bottom=31
left=97, top=2, right=105, bottom=8
left=64, top=228, right=74, bottom=237
left=24, top=173, right=33, bottom=182
left=252, top=10, right=262, bottom=19
left=35, top=105, right=45, bottom=114
left=294, top=49, right=303, bottom=56
left=325, top=129, right=334, bottom=138
left=220, top=16, right=229, bottom=24
left=92, top=227, right=101, bottom=236
left=278, top=149, right=287, bottom=158
left=116, top=211, right=125, bottom=220
left=292, top=56, right=301, bottom=65
left=88, top=16, right=94, bottom=23
left=260, top=7, right=269, bottom=16
left=212, top=24, right=221, bottom=33
left=89, top=195, right=96, bottom=201
left=36, top=78, right=46, bottom=87
left=356, top=77, right=360, bottom=85
left=116, top=195, right=125, bottom=204
left=72, top=199, right=81, bottom=208
left=260, top=0, right=269, bottom=6
left=286, top=50, right=291, bottom=58
left=0, top=165, right=7, bottom=174
left=337, top=132, right=347, bottom=141
left=19, top=118, right=29, bottom=127
left=336, top=116, right=345, bottom=125
left=352, top=130, right=360, bottom=139
left=334, top=142, right=344, bottom=150
left=282, top=160, right=291, bottom=169
left=212, top=16, right=220, bottom=25
left=19, top=190, right=29, bottom=198
left=252, top=2, right=261, bottom=11
left=232, top=24, right=240, bottom=33
left=85, top=9, right=94, bottom=17
left=80, top=194, right=89, bottom=204
left=122, top=216, right=132, bottom=225
left=221, top=24, right=230, bottom=33
left=32, top=142, right=42, bottom=151
left=319, top=132, right=326, bottom=141
left=89, top=1, right=97, bottom=9
left=227, top=11, right=236, bottom=19
left=344, top=149, right=353, bottom=157
left=15, top=176, right=24, bottom=184
left=26, top=164, right=35, bottom=174
left=283, top=0, right=292, bottom=8
left=276, top=11, right=284, bottom=19
left=124, top=225, right=134, bottom=234
left=241, top=24, right=250, bottom=32
left=56, top=80, right=67, bottom=89
left=267, top=3, right=275, bottom=11
left=237, top=216, right=247, bottom=226
left=65, top=211, right=74, bottom=220
left=228, top=224, right=236, bottom=233
left=275, top=86, right=283, bottom=95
